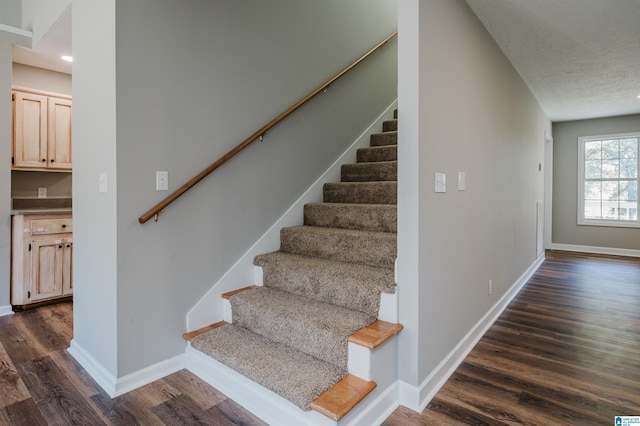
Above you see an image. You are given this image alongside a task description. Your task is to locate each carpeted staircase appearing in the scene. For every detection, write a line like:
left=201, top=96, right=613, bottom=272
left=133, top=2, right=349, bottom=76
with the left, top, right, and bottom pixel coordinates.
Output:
left=190, top=112, right=398, bottom=419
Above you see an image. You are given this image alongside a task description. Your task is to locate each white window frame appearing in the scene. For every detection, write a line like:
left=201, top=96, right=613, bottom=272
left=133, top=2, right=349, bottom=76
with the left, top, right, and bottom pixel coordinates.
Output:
left=577, top=132, right=640, bottom=228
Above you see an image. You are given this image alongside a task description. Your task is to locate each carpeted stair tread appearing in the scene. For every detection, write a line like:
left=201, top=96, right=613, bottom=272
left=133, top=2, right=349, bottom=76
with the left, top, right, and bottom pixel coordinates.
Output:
left=304, top=202, right=396, bottom=233
left=279, top=225, right=397, bottom=269
left=370, top=131, right=397, bottom=146
left=357, top=145, right=397, bottom=163
left=323, top=181, right=397, bottom=204
left=254, top=251, right=396, bottom=316
left=230, top=287, right=375, bottom=370
left=382, top=119, right=397, bottom=132
left=190, top=323, right=346, bottom=411
left=341, top=161, right=397, bottom=182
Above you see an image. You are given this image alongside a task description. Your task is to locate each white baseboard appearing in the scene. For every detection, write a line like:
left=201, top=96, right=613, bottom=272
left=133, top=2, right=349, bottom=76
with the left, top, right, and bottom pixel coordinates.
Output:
left=68, top=339, right=118, bottom=397
left=186, top=100, right=399, bottom=332
left=399, top=253, right=545, bottom=413
left=0, top=305, right=14, bottom=317
left=68, top=339, right=185, bottom=398
left=551, top=243, right=640, bottom=258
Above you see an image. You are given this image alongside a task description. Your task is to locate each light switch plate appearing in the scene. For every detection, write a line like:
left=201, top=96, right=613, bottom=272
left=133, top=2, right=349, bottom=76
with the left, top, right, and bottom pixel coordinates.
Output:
left=435, top=172, right=446, bottom=193
left=99, top=172, right=108, bottom=193
left=156, top=171, right=169, bottom=191
left=458, top=171, right=466, bottom=191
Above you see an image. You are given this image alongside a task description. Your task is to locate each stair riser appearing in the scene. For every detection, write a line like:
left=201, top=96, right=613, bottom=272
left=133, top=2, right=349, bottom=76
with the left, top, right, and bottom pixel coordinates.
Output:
left=357, top=145, right=397, bottom=163
left=341, top=162, right=397, bottom=182
left=382, top=120, right=397, bottom=132
left=280, top=227, right=397, bottom=270
left=304, top=203, right=397, bottom=233
left=370, top=131, right=397, bottom=147
left=323, top=182, right=397, bottom=204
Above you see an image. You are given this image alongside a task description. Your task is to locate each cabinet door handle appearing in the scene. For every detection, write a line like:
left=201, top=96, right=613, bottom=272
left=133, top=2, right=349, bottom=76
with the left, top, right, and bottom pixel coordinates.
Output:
left=61, top=224, right=66, bottom=228
left=58, top=245, right=63, bottom=249
left=66, top=244, right=70, bottom=248
left=50, top=159, right=54, bottom=163
left=41, top=159, right=46, bottom=162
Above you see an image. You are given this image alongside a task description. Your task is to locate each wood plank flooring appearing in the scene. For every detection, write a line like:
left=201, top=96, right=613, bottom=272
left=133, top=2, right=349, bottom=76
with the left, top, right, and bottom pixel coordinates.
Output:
left=383, top=250, right=640, bottom=425
left=1, top=250, right=638, bottom=425
left=0, top=302, right=266, bottom=425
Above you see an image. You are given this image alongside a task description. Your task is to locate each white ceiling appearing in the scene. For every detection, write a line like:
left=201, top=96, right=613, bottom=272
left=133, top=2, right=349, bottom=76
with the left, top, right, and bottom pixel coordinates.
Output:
left=12, top=4, right=72, bottom=75
left=466, top=0, right=640, bottom=122
left=13, top=1, right=640, bottom=122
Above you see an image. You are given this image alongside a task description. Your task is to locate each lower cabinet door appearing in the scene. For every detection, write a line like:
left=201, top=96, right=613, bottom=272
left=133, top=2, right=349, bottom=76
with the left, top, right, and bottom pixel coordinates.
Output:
left=30, top=238, right=63, bottom=302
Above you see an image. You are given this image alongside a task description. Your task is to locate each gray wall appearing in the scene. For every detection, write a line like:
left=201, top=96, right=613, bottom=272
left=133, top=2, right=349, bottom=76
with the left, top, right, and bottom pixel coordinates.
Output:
left=553, top=114, right=640, bottom=250
left=74, top=0, right=397, bottom=377
left=398, top=0, right=550, bottom=387
left=0, top=1, right=22, bottom=27
left=72, top=0, right=118, bottom=375
left=0, top=39, right=13, bottom=309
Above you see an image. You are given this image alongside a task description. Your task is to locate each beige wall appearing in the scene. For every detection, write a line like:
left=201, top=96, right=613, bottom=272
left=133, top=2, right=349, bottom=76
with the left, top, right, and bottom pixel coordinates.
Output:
left=11, top=63, right=73, bottom=199
left=552, top=114, right=640, bottom=251
left=12, top=62, right=72, bottom=95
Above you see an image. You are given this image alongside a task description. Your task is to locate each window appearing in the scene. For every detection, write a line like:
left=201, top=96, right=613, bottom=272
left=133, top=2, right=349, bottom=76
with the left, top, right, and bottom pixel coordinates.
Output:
left=578, top=133, right=639, bottom=227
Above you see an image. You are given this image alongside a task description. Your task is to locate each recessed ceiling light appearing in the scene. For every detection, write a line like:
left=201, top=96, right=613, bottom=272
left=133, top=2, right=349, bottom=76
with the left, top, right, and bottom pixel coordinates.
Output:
left=61, top=55, right=73, bottom=63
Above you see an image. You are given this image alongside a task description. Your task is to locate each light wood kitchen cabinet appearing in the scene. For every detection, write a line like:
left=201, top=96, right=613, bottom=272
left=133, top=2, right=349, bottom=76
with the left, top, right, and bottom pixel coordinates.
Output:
left=11, top=214, right=73, bottom=308
left=12, top=87, right=72, bottom=171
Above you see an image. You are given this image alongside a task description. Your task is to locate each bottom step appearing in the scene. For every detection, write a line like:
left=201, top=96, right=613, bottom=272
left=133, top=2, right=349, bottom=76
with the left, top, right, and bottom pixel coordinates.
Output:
left=310, top=375, right=376, bottom=421
left=190, top=323, right=354, bottom=412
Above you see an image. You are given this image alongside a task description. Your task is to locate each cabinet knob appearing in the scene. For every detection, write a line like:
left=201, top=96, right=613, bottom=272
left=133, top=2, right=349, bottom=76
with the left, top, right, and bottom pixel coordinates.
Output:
left=66, top=244, right=70, bottom=248
left=50, top=159, right=54, bottom=163
left=42, top=159, right=46, bottom=162
left=61, top=224, right=66, bottom=228
left=58, top=245, right=63, bottom=249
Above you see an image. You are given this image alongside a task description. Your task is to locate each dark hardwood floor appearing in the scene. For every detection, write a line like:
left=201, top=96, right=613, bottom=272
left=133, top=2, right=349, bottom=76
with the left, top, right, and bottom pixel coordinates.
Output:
left=0, top=301, right=266, bottom=425
left=384, top=250, right=640, bottom=425
left=1, top=250, right=638, bottom=425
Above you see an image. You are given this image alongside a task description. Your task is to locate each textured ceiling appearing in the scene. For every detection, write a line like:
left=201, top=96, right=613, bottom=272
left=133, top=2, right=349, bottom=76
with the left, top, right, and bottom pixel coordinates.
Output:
left=12, top=4, right=71, bottom=75
left=12, top=1, right=640, bottom=121
left=466, top=0, right=640, bottom=122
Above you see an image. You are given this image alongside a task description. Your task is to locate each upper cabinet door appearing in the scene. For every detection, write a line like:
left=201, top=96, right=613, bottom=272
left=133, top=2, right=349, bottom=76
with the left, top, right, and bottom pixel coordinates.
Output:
left=48, top=97, right=72, bottom=170
left=13, top=91, right=48, bottom=168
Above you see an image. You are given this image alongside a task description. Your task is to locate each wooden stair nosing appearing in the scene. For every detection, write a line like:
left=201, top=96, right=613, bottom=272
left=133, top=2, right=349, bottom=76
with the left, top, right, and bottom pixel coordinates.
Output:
left=221, top=285, right=258, bottom=300
left=310, top=374, right=377, bottom=421
left=348, top=319, right=403, bottom=349
left=182, top=321, right=228, bottom=341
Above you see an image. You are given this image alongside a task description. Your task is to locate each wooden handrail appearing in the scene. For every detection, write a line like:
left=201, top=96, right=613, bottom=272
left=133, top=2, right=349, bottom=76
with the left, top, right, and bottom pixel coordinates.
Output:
left=139, top=31, right=397, bottom=224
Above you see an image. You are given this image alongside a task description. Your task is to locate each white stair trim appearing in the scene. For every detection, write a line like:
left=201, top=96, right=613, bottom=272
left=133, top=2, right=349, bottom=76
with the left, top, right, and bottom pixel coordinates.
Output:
left=186, top=100, right=398, bottom=332
left=186, top=343, right=400, bottom=425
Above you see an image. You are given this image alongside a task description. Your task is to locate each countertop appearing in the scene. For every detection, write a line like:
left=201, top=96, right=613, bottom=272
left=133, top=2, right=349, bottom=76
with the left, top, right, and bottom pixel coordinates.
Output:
left=11, top=208, right=72, bottom=216
left=10, top=197, right=72, bottom=216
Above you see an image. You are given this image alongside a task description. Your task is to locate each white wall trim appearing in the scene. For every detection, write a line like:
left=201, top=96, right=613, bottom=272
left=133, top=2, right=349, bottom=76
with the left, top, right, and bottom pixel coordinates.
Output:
left=68, top=339, right=118, bottom=397
left=68, top=339, right=185, bottom=398
left=398, top=254, right=545, bottom=413
left=186, top=100, right=398, bottom=332
left=551, top=243, right=640, bottom=258
left=0, top=305, right=14, bottom=317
